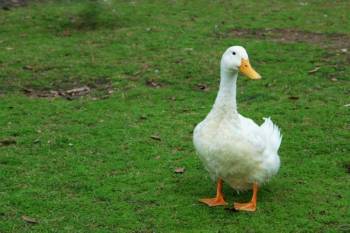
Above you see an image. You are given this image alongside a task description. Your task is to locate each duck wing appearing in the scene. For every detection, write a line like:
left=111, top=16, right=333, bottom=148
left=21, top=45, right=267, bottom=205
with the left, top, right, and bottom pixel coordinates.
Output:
left=236, top=114, right=266, bottom=155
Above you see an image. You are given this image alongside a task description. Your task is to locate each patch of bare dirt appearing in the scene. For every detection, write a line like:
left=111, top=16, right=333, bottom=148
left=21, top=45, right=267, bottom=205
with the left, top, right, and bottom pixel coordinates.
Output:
left=230, top=28, right=350, bottom=49
left=1, top=0, right=27, bottom=10
left=23, top=86, right=90, bottom=100
left=23, top=77, right=114, bottom=100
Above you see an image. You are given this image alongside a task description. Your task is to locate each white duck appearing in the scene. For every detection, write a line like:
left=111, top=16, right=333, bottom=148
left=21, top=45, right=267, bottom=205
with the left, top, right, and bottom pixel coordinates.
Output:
left=193, top=46, right=282, bottom=212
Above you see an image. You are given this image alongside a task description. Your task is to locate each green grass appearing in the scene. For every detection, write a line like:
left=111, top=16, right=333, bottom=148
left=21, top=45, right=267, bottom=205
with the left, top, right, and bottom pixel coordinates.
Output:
left=0, top=0, right=349, bottom=232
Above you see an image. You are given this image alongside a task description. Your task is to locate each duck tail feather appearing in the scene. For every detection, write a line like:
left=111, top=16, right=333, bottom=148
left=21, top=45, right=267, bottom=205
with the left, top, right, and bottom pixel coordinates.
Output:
left=261, top=117, right=282, bottom=152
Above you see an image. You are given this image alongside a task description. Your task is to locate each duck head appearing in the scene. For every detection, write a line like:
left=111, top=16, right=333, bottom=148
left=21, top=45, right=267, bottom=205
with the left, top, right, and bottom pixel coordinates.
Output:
left=221, top=46, right=261, bottom=80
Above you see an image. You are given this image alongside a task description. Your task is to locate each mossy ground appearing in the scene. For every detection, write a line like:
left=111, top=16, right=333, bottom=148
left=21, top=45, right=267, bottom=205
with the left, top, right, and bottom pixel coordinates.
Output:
left=0, top=1, right=349, bottom=232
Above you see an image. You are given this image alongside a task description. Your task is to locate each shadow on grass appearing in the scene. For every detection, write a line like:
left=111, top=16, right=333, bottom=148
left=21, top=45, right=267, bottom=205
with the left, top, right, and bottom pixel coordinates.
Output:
left=59, top=0, right=124, bottom=32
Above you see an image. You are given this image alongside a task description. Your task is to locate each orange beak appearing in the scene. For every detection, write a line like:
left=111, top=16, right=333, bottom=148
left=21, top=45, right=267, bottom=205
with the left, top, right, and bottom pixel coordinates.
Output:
left=239, top=59, right=261, bottom=80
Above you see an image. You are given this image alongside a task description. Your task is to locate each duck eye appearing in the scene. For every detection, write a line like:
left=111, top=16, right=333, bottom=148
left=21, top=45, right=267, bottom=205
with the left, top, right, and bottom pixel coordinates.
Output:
left=232, top=51, right=236, bottom=55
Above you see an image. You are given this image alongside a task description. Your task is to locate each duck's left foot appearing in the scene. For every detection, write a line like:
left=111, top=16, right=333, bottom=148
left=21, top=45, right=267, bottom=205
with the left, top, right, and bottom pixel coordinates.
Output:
left=199, top=197, right=227, bottom=206
left=233, top=182, right=258, bottom=212
left=199, top=178, right=227, bottom=207
left=233, top=202, right=256, bottom=212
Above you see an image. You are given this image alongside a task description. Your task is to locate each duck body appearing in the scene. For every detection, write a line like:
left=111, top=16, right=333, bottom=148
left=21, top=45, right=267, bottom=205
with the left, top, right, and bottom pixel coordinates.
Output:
left=193, top=46, right=282, bottom=194
left=194, top=109, right=281, bottom=191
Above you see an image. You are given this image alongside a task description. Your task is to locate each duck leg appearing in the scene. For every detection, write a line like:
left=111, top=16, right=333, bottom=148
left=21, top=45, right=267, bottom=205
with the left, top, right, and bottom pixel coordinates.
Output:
left=234, top=182, right=258, bottom=212
left=199, top=178, right=227, bottom=206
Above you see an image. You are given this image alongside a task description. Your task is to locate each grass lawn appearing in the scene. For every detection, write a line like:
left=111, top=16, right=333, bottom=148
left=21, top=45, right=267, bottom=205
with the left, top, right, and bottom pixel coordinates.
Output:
left=0, top=0, right=349, bottom=232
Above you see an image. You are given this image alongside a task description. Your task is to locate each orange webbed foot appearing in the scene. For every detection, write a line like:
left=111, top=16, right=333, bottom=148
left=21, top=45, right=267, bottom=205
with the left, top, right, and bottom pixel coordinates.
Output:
left=233, top=183, right=259, bottom=212
left=199, top=197, right=227, bottom=207
left=233, top=202, right=256, bottom=212
left=199, top=178, right=227, bottom=207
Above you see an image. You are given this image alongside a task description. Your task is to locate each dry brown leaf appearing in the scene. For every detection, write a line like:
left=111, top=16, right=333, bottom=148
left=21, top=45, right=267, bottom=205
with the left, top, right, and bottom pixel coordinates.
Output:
left=62, top=30, right=71, bottom=37
left=33, top=139, right=40, bottom=144
left=196, top=83, right=209, bottom=92
left=22, top=88, right=34, bottom=94
left=150, top=135, right=161, bottom=141
left=184, top=48, right=194, bottom=52
left=146, top=80, right=161, bottom=88
left=23, top=65, right=33, bottom=71
left=140, top=115, right=147, bottom=120
left=23, top=88, right=60, bottom=98
left=308, top=67, right=320, bottom=74
left=142, top=63, right=150, bottom=71
left=22, top=215, right=38, bottom=224
left=288, top=96, right=299, bottom=100
left=174, top=167, right=185, bottom=173
left=0, top=138, right=16, bottom=147
left=65, top=86, right=90, bottom=96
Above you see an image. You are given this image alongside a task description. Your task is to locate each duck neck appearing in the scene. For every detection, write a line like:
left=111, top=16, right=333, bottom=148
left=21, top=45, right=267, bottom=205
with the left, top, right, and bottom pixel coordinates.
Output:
left=213, top=68, right=238, bottom=113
